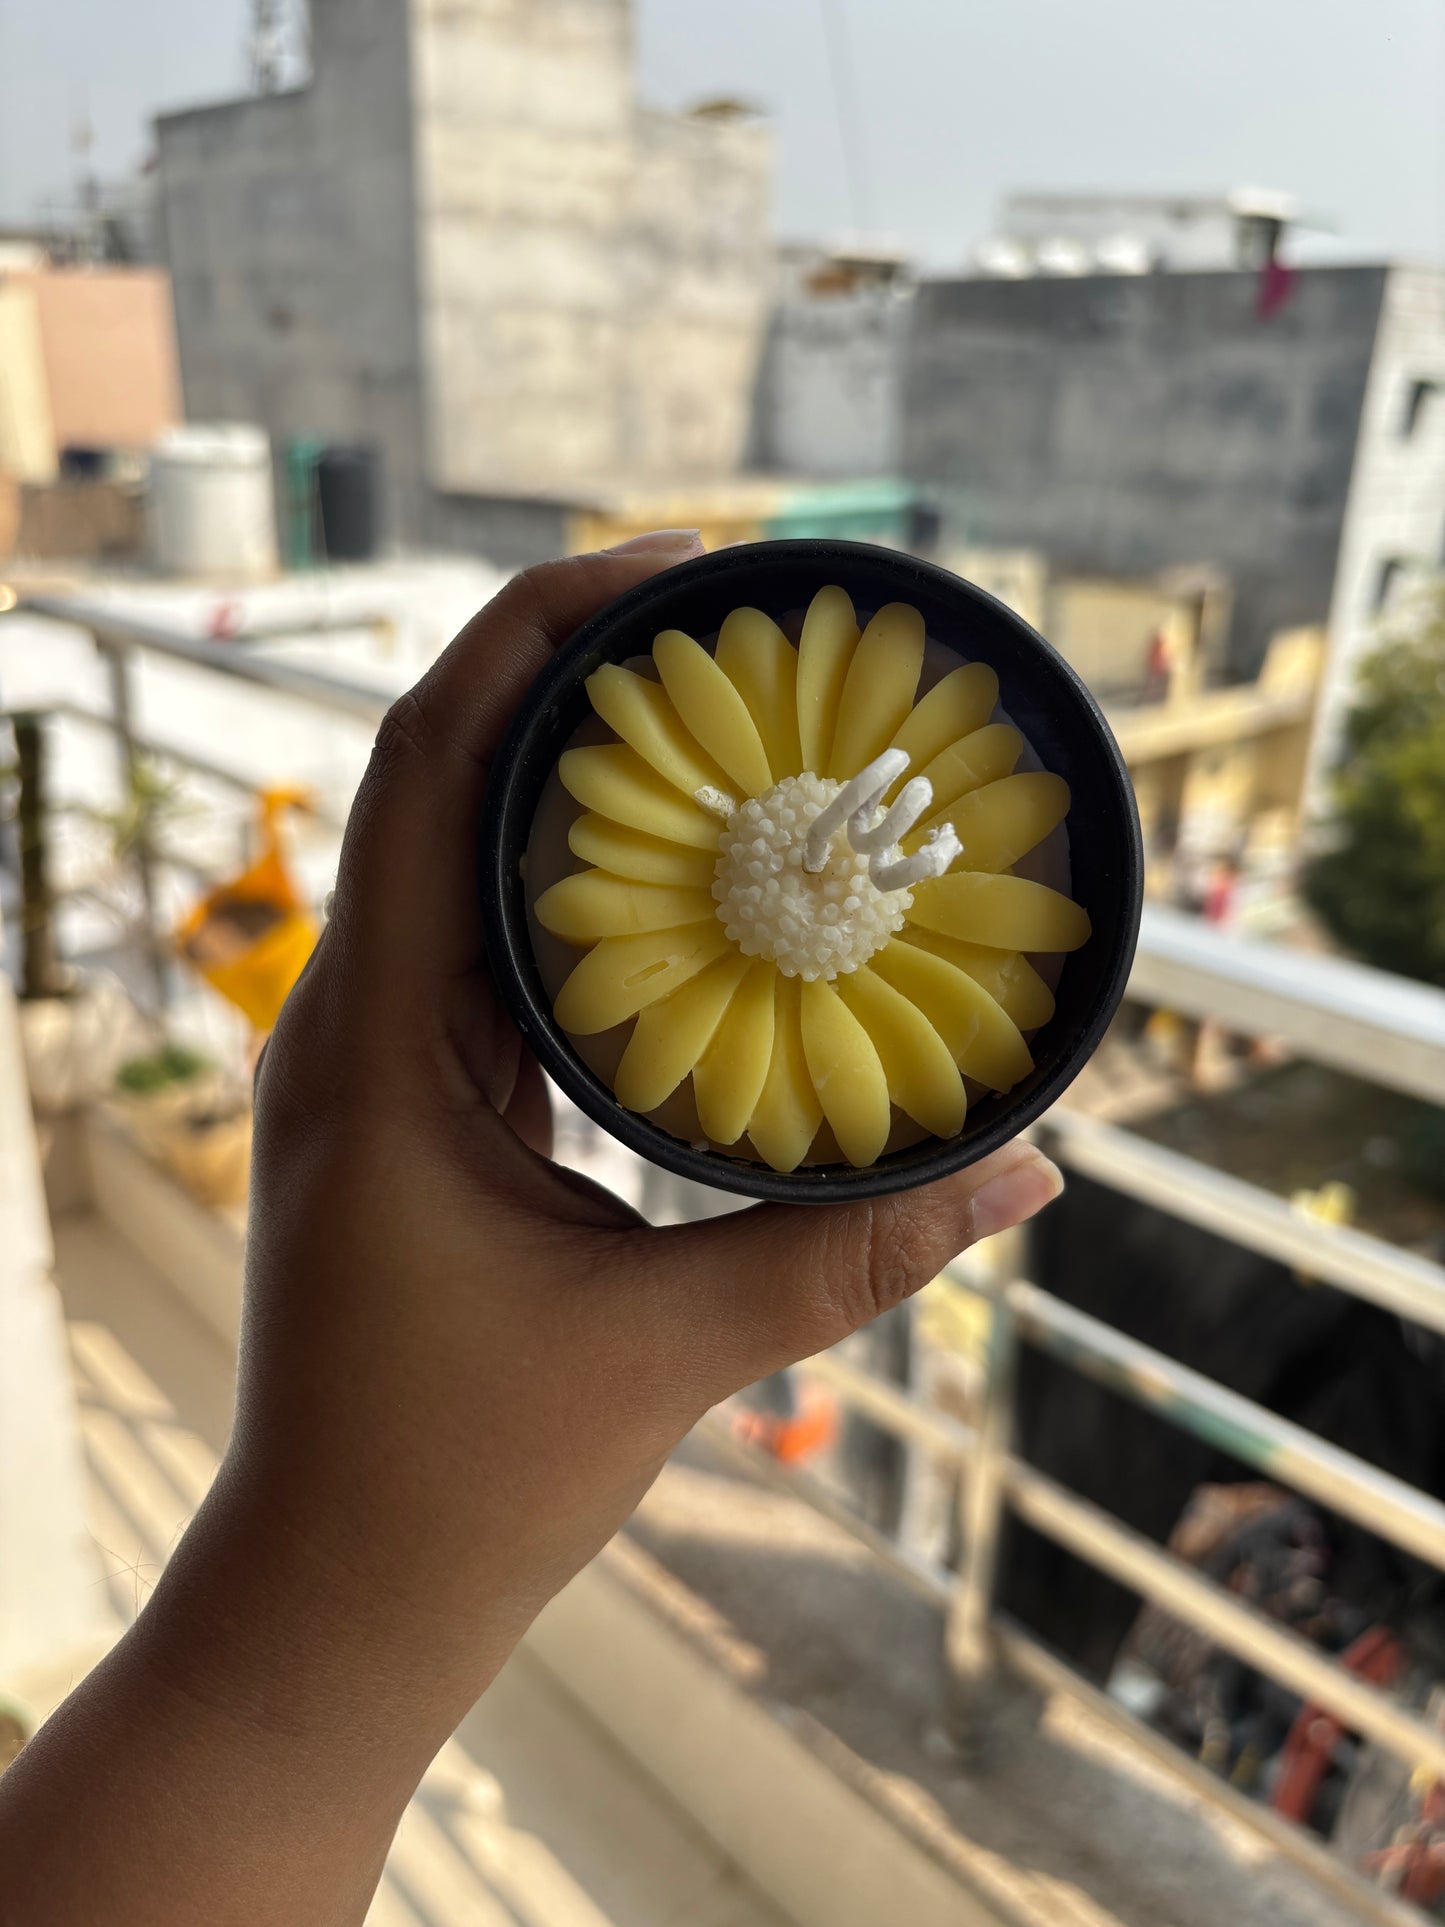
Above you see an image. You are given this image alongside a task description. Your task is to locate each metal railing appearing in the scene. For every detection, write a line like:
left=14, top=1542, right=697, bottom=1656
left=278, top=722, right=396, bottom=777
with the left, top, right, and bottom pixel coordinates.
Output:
left=4, top=596, right=388, bottom=1005
left=760, top=922, right=1445, bottom=1926
left=12, top=594, right=1445, bottom=1924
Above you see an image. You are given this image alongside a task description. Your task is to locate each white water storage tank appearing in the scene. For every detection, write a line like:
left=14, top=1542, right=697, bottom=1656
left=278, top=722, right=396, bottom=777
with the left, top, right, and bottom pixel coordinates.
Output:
left=148, top=424, right=279, bottom=580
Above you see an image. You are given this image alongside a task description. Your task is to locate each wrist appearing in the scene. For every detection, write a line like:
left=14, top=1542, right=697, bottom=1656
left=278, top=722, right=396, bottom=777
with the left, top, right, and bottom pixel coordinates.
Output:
left=127, top=1460, right=506, bottom=1791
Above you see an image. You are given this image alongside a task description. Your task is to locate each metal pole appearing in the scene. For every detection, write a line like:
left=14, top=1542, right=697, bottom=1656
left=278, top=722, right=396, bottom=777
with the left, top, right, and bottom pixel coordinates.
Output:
left=103, top=643, right=169, bottom=1012
left=1006, top=1457, right=1445, bottom=1781
left=992, top=1618, right=1424, bottom=1927
left=944, top=1272, right=1019, bottom=1739
left=12, top=714, right=63, bottom=999
left=798, top=1349, right=975, bottom=1464
left=1008, top=1279, right=1445, bottom=1573
left=24, top=597, right=391, bottom=725
left=1043, top=1108, right=1445, bottom=1339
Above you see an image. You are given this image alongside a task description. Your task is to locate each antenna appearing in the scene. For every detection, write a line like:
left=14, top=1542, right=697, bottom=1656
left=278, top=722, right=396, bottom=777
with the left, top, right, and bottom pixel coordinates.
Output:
left=818, top=0, right=875, bottom=237
left=71, top=100, right=101, bottom=263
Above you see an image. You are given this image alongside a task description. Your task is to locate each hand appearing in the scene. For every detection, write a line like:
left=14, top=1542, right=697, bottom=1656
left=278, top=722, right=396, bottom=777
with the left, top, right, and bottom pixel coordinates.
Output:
left=0, top=534, right=1062, bottom=1925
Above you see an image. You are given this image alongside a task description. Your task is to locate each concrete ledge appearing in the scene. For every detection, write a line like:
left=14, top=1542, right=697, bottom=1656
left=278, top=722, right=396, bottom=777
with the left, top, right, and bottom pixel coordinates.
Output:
left=527, top=1535, right=1008, bottom=1927
left=83, top=1112, right=245, bottom=1347
left=0, top=981, right=106, bottom=1683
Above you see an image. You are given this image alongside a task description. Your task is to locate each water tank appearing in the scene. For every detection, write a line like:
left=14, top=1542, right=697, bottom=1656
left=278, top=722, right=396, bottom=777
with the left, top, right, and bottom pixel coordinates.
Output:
left=317, top=444, right=384, bottom=563
left=148, top=424, right=279, bottom=581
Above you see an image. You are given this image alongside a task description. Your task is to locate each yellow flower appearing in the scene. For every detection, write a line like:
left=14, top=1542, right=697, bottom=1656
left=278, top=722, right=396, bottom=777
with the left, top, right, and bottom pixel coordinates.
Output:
left=534, top=587, right=1090, bottom=1172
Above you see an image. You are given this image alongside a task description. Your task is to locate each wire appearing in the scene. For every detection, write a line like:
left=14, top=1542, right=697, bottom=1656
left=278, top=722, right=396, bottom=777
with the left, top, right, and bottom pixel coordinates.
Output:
left=818, top=0, right=875, bottom=236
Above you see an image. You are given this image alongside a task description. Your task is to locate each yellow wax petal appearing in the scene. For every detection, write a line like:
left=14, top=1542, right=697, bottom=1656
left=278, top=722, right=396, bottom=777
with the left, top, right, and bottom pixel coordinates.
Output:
left=694, top=960, right=777, bottom=1145
left=614, top=952, right=751, bottom=1113
left=828, top=602, right=926, bottom=780
left=912, top=723, right=1023, bottom=828
left=936, top=772, right=1071, bottom=875
left=555, top=923, right=732, bottom=1035
left=568, top=815, right=720, bottom=889
left=800, top=977, right=891, bottom=1168
left=796, top=585, right=859, bottom=775
left=747, top=975, right=822, bottom=1173
left=885, top=662, right=1000, bottom=798
left=652, top=630, right=772, bottom=798
left=899, top=927, right=1056, bottom=1030
left=907, top=874, right=1092, bottom=953
left=838, top=966, right=966, bottom=1138
left=559, top=745, right=722, bottom=851
left=533, top=871, right=717, bottom=944
left=585, top=663, right=731, bottom=801
left=871, top=940, right=1034, bottom=1092
left=715, top=607, right=802, bottom=781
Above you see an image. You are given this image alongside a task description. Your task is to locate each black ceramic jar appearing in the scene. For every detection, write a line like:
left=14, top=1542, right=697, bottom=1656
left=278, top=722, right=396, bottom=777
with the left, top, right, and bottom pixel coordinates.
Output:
left=480, top=540, right=1143, bottom=1203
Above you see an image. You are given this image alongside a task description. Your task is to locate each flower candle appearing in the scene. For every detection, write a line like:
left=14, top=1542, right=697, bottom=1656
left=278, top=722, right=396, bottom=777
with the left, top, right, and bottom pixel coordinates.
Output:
left=530, top=586, right=1090, bottom=1173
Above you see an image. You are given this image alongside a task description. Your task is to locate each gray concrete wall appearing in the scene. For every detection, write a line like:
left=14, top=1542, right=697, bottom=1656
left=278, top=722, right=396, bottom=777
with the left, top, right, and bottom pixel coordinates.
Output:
left=752, top=288, right=908, bottom=476
left=159, top=0, right=772, bottom=543
left=410, top=0, right=770, bottom=496
left=902, top=268, right=1389, bottom=673
left=419, top=487, right=571, bottom=570
left=157, top=0, right=429, bottom=536
left=1310, top=265, right=1445, bottom=796
left=410, top=0, right=635, bottom=496
left=618, top=108, right=772, bottom=480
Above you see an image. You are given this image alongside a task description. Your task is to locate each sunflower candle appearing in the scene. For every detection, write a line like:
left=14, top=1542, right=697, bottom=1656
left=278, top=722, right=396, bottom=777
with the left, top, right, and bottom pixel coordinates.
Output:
left=531, top=585, right=1091, bottom=1174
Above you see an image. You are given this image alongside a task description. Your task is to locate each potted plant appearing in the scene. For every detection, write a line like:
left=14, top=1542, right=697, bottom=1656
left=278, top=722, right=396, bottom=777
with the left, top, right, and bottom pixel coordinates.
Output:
left=110, top=1042, right=252, bottom=1208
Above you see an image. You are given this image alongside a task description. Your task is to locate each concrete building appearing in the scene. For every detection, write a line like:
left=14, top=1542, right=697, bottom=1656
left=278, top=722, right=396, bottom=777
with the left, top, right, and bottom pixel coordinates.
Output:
left=155, top=0, right=772, bottom=559
left=0, top=265, right=181, bottom=564
left=753, top=285, right=909, bottom=478
left=0, top=267, right=181, bottom=485
left=898, top=266, right=1445, bottom=771
left=751, top=244, right=913, bottom=477
left=973, top=188, right=1299, bottom=279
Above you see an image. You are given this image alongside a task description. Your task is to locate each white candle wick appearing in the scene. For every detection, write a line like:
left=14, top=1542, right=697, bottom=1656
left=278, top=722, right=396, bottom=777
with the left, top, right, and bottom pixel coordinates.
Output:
left=871, top=824, right=964, bottom=892
left=848, top=775, right=933, bottom=854
left=802, top=750, right=910, bottom=873
left=802, top=748, right=961, bottom=890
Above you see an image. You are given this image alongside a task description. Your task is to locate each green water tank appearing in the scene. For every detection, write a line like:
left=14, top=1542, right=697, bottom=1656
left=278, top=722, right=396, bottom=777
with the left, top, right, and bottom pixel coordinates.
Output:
left=763, top=478, right=917, bottom=546
left=283, top=436, right=327, bottom=570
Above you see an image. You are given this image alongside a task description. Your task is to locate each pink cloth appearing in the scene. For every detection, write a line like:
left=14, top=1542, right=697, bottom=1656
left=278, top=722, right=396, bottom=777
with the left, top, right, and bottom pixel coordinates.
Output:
left=1256, top=258, right=1298, bottom=320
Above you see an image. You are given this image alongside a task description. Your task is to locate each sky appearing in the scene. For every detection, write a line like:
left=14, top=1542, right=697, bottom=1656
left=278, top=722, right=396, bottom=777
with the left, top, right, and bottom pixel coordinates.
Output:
left=1, top=0, right=1442, bottom=267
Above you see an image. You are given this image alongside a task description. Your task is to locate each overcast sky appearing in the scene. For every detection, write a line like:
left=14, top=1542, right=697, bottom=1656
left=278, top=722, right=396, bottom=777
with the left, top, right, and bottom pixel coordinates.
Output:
left=1, top=0, right=1441, bottom=267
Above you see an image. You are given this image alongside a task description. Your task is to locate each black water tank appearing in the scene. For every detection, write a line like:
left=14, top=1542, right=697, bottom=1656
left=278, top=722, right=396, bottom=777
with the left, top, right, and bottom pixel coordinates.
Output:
left=317, top=444, right=384, bottom=562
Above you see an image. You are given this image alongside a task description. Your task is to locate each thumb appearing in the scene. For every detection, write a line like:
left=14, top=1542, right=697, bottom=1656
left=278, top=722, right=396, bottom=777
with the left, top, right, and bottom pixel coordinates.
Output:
left=652, top=1140, right=1064, bottom=1397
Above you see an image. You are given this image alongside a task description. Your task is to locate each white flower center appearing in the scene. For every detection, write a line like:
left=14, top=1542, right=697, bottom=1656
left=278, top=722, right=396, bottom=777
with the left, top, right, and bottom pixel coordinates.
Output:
left=712, top=773, right=914, bottom=982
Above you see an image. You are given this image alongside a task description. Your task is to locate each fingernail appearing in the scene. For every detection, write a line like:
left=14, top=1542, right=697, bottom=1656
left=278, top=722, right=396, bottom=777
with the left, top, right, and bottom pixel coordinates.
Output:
left=605, top=528, right=704, bottom=556
left=967, top=1150, right=1064, bottom=1243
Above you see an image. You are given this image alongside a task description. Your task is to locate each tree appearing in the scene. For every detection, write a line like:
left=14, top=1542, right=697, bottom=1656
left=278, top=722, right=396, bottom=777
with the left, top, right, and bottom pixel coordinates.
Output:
left=1305, top=590, right=1445, bottom=987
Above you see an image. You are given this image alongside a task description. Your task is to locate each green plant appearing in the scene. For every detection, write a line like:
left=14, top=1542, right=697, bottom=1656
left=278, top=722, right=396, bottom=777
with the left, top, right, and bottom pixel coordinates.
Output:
left=1305, top=590, right=1445, bottom=986
left=115, top=1042, right=210, bottom=1094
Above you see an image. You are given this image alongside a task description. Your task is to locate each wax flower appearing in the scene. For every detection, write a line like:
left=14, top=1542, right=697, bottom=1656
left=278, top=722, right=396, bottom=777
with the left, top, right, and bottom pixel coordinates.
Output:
left=534, top=587, right=1090, bottom=1171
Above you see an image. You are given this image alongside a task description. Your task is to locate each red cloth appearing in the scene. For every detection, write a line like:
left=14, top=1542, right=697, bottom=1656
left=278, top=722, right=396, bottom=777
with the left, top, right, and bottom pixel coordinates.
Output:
left=1256, top=258, right=1297, bottom=320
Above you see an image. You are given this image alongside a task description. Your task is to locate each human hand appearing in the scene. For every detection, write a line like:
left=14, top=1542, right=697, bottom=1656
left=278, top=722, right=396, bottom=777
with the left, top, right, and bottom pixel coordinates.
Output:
left=228, top=533, right=1063, bottom=1727
left=0, top=535, right=1063, bottom=1927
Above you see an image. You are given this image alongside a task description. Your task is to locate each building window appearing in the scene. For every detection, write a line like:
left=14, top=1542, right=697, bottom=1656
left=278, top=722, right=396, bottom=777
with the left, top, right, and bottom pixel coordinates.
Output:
left=1401, top=378, right=1441, bottom=438
left=1374, top=557, right=1406, bottom=612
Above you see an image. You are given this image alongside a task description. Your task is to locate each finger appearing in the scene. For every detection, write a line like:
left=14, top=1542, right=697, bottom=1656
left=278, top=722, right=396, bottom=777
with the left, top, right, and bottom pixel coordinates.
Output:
left=643, top=1141, right=1063, bottom=1398
left=333, top=535, right=704, bottom=987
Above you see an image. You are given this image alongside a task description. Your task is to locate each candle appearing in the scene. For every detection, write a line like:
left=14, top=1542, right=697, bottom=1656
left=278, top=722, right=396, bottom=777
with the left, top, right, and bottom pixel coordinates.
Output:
left=528, top=585, right=1090, bottom=1173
